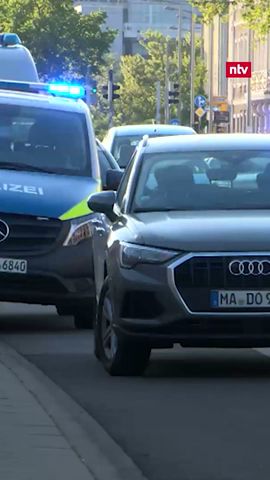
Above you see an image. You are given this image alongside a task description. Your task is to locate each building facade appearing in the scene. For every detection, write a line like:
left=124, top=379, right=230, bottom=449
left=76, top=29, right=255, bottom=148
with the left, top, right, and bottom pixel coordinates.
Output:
left=74, top=0, right=201, bottom=56
left=204, top=5, right=270, bottom=133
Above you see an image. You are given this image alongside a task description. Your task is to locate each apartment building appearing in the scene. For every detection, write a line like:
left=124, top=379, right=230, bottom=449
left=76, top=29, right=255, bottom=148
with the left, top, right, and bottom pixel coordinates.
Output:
left=74, top=0, right=201, bottom=56
left=204, top=5, right=270, bottom=133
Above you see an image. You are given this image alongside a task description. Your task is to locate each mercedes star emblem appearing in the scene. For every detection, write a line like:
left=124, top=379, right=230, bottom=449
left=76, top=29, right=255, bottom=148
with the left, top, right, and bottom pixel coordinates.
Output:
left=0, top=220, right=10, bottom=243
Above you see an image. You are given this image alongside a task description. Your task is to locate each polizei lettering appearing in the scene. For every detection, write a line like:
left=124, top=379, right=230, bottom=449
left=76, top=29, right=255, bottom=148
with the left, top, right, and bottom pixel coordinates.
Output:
left=0, top=184, right=44, bottom=195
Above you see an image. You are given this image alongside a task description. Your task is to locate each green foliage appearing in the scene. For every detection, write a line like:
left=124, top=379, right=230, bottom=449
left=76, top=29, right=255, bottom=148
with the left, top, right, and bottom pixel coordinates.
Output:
left=91, top=109, right=110, bottom=140
left=0, top=0, right=116, bottom=79
left=191, top=0, right=270, bottom=37
left=191, top=0, right=230, bottom=24
left=113, top=30, right=207, bottom=126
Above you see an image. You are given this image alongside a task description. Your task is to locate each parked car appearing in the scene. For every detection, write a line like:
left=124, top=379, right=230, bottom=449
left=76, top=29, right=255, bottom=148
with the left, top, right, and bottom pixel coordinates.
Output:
left=102, top=124, right=196, bottom=168
left=89, top=133, right=270, bottom=375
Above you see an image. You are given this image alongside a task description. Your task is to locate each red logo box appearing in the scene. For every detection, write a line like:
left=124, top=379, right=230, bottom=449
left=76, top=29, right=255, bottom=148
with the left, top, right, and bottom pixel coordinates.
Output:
left=226, top=62, right=251, bottom=78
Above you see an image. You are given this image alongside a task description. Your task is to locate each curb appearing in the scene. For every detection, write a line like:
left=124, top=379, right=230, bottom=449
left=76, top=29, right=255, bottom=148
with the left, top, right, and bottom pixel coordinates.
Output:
left=0, top=340, right=148, bottom=480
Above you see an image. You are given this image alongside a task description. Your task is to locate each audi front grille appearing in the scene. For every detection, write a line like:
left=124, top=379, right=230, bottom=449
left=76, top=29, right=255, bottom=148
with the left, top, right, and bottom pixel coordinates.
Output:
left=0, top=213, right=65, bottom=254
left=173, top=254, right=270, bottom=313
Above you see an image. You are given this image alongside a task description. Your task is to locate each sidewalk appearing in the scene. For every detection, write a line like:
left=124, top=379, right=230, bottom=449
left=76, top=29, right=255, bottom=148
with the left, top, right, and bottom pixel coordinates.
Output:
left=0, top=359, right=94, bottom=480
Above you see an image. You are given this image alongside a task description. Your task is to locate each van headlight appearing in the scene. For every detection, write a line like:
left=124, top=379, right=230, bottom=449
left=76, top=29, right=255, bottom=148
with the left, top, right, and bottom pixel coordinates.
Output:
left=119, top=242, right=179, bottom=269
left=63, top=215, right=94, bottom=247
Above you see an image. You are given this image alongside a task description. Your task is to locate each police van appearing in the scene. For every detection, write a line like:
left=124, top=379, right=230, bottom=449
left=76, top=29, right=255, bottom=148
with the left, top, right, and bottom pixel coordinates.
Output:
left=0, top=33, right=39, bottom=82
left=0, top=34, right=107, bottom=329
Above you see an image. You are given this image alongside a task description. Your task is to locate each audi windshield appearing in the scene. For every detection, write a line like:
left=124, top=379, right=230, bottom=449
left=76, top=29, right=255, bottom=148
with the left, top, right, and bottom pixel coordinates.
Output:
left=0, top=104, right=90, bottom=176
left=133, top=150, right=270, bottom=211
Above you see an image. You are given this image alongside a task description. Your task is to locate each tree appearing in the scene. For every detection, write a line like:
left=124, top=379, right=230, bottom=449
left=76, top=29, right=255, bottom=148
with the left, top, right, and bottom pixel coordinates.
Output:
left=113, top=30, right=207, bottom=126
left=0, top=0, right=116, bottom=79
left=191, top=0, right=270, bottom=37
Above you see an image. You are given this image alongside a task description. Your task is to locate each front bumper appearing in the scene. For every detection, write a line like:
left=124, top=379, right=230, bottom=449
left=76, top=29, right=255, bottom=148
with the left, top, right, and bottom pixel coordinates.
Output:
left=0, top=239, right=94, bottom=307
left=111, top=252, right=270, bottom=348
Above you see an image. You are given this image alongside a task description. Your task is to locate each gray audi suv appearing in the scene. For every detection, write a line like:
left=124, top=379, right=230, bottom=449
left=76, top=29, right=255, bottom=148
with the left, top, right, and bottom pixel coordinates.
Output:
left=89, top=133, right=270, bottom=375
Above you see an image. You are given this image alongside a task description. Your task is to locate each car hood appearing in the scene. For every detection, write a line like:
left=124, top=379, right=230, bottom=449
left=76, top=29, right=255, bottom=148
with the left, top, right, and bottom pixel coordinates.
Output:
left=129, top=211, right=270, bottom=252
left=0, top=169, right=99, bottom=220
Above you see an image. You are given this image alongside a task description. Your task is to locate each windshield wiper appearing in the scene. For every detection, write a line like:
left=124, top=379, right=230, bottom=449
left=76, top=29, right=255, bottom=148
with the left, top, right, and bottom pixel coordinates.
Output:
left=0, top=162, right=54, bottom=174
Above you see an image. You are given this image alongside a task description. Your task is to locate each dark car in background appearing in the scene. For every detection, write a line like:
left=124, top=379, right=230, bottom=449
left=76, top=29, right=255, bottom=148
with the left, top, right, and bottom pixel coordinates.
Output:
left=89, top=133, right=270, bottom=375
left=102, top=124, right=196, bottom=168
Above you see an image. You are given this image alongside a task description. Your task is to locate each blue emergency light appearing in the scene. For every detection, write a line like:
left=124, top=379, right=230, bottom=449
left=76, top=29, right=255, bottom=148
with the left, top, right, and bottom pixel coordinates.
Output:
left=0, top=33, right=22, bottom=46
left=0, top=79, right=86, bottom=99
left=48, top=83, right=85, bottom=98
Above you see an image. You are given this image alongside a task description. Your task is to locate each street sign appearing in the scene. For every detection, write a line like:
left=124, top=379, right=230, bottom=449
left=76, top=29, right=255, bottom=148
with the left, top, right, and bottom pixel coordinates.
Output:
left=170, top=118, right=180, bottom=125
left=212, top=96, right=228, bottom=113
left=220, top=102, right=228, bottom=112
left=213, top=111, right=229, bottom=123
left=195, top=107, right=206, bottom=118
left=213, top=96, right=226, bottom=102
left=194, top=95, right=206, bottom=108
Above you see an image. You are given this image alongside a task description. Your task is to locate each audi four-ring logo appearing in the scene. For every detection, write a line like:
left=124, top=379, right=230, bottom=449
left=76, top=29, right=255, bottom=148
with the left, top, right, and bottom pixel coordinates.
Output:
left=229, top=260, right=270, bottom=276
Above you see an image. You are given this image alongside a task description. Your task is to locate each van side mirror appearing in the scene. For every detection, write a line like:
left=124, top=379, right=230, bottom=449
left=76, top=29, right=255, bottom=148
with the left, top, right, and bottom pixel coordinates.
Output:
left=106, top=169, right=123, bottom=191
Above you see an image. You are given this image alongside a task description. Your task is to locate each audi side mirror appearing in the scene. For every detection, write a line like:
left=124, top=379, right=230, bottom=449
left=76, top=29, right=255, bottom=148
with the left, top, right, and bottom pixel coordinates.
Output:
left=88, top=191, right=117, bottom=222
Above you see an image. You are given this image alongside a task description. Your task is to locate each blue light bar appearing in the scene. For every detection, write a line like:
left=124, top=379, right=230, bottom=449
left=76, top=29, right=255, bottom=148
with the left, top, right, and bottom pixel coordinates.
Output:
left=48, top=83, right=85, bottom=98
left=0, top=79, right=85, bottom=99
left=0, top=33, right=22, bottom=46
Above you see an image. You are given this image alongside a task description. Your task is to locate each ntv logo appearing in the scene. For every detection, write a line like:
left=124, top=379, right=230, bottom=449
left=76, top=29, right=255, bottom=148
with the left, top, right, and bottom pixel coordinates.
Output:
left=226, top=62, right=251, bottom=78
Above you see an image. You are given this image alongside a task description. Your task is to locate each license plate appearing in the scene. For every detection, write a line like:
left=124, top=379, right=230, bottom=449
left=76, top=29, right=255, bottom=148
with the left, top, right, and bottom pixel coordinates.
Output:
left=0, top=258, right=27, bottom=274
left=211, top=290, right=270, bottom=308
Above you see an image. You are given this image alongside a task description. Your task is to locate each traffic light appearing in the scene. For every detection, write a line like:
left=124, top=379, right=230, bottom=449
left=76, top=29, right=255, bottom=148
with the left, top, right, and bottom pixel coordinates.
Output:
left=102, top=79, right=120, bottom=101
left=168, top=83, right=180, bottom=105
left=86, top=78, right=97, bottom=106
left=112, top=83, right=120, bottom=100
left=102, top=84, right=109, bottom=100
left=90, top=80, right=97, bottom=95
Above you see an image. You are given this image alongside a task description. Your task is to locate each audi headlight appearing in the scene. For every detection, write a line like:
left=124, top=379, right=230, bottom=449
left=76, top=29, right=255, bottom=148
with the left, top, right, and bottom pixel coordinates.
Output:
left=119, top=242, right=179, bottom=269
left=63, top=215, right=94, bottom=247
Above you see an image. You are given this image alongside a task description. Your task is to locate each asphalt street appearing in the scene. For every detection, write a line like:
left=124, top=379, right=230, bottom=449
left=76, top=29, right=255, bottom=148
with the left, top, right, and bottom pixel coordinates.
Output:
left=1, top=303, right=270, bottom=480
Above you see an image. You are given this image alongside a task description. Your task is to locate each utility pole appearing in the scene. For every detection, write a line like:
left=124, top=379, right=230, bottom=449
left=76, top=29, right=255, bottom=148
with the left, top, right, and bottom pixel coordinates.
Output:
left=177, top=5, right=182, bottom=122
left=85, top=65, right=91, bottom=107
left=102, top=69, right=120, bottom=129
left=164, top=41, right=169, bottom=123
left=190, top=7, right=195, bottom=127
left=208, top=23, right=213, bottom=133
left=156, top=81, right=161, bottom=123
left=246, top=28, right=252, bottom=132
left=108, top=69, right=114, bottom=129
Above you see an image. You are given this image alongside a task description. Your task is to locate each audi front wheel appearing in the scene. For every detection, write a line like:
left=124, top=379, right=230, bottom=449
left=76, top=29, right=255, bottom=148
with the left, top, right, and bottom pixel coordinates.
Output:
left=94, top=278, right=151, bottom=376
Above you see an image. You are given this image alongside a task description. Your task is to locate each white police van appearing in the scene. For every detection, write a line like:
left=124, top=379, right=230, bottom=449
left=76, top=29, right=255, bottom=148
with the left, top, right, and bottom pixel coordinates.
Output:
left=0, top=33, right=39, bottom=82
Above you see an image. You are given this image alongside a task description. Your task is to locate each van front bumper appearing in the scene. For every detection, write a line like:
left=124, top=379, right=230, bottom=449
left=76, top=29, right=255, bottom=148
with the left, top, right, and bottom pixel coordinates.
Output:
left=0, top=239, right=94, bottom=308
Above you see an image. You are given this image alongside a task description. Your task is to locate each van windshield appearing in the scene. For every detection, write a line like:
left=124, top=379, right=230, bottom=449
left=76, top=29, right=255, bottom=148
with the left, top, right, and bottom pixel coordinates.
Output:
left=0, top=104, right=91, bottom=176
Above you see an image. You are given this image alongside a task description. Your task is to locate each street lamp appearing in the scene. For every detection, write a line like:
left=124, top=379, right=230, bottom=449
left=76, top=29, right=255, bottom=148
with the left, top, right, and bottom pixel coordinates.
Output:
left=190, top=6, right=195, bottom=127
left=165, top=5, right=182, bottom=120
left=246, top=28, right=252, bottom=132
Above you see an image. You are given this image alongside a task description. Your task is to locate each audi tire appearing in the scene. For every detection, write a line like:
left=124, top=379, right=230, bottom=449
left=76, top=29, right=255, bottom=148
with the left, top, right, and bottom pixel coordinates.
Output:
left=95, top=278, right=151, bottom=376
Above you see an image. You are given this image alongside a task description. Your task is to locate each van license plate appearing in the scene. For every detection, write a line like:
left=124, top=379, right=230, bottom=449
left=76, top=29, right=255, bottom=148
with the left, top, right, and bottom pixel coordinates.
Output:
left=0, top=258, right=27, bottom=274
left=211, top=290, right=270, bottom=308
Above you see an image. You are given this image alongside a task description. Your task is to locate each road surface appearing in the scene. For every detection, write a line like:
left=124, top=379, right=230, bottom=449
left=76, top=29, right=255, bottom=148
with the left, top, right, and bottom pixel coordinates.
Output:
left=1, top=303, right=270, bottom=480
